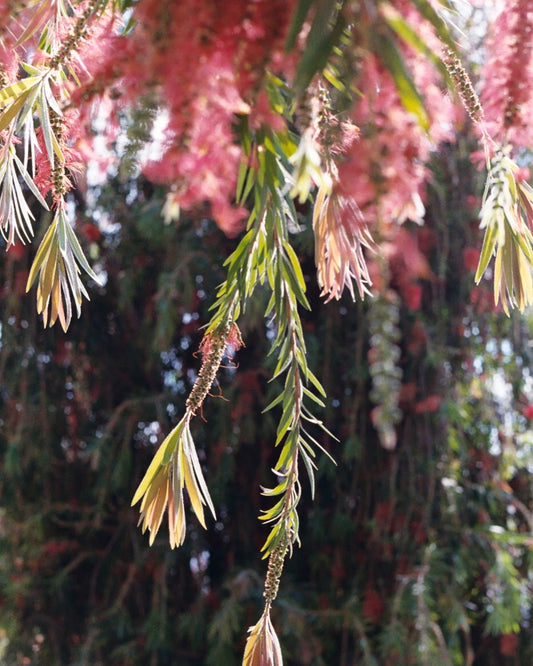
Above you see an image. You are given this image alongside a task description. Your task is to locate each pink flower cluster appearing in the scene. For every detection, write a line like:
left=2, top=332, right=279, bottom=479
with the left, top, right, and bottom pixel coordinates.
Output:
left=481, top=0, right=533, bottom=147
left=80, top=0, right=296, bottom=235
left=317, top=1, right=458, bottom=301
left=33, top=111, right=84, bottom=206
left=0, top=0, right=461, bottom=242
left=336, top=54, right=431, bottom=226
left=336, top=5, right=456, bottom=228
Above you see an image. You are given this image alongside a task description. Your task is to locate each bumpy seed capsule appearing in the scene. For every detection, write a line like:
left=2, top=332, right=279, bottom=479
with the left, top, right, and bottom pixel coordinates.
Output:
left=443, top=48, right=483, bottom=124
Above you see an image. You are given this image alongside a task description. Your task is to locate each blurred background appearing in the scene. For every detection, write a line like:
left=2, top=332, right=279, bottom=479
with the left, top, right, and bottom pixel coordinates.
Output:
left=0, top=135, right=532, bottom=665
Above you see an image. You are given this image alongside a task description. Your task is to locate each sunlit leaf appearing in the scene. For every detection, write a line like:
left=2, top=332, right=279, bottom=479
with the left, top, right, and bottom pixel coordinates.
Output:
left=242, top=609, right=283, bottom=666
left=132, top=412, right=216, bottom=547
left=475, top=220, right=498, bottom=284
left=381, top=3, right=450, bottom=82
left=410, top=0, right=457, bottom=51
left=475, top=149, right=533, bottom=314
left=26, top=209, right=99, bottom=330
left=0, top=76, right=41, bottom=107
left=285, top=0, right=314, bottom=52
left=0, top=89, right=33, bottom=132
left=293, top=2, right=346, bottom=94
left=371, top=27, right=430, bottom=131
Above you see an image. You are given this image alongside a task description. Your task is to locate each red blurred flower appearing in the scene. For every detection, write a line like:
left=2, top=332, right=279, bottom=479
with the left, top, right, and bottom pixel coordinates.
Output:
left=522, top=404, right=533, bottom=419
left=81, top=223, right=101, bottom=243
left=499, top=632, right=518, bottom=657
left=403, top=283, right=422, bottom=311
left=362, top=585, right=385, bottom=624
left=414, top=394, right=442, bottom=414
left=6, top=243, right=25, bottom=260
left=463, top=247, right=481, bottom=272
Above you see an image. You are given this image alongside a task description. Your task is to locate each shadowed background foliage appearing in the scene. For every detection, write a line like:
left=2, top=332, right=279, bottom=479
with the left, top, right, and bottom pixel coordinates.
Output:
left=0, top=133, right=532, bottom=665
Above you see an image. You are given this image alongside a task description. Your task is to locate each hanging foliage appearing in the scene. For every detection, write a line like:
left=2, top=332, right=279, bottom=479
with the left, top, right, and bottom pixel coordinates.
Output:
left=1, top=1, right=533, bottom=664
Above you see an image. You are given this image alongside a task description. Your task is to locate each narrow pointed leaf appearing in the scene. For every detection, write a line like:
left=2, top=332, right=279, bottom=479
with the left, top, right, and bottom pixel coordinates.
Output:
left=372, top=28, right=430, bottom=131
left=475, top=223, right=498, bottom=283
left=0, top=89, right=32, bottom=132
left=0, top=77, right=40, bottom=106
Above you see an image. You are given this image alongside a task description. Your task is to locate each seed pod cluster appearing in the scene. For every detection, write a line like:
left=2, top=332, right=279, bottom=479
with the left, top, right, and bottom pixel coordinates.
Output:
left=263, top=533, right=289, bottom=604
left=50, top=0, right=101, bottom=70
left=186, top=320, right=234, bottom=415
left=443, top=48, right=483, bottom=125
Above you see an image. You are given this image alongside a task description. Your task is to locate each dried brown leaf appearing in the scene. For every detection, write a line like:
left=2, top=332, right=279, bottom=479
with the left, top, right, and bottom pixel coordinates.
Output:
left=242, top=609, right=283, bottom=666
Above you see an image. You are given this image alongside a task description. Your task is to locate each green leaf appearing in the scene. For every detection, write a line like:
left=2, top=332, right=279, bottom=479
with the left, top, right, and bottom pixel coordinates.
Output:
left=410, top=0, right=456, bottom=51
left=275, top=431, right=299, bottom=469
left=38, top=240, right=58, bottom=314
left=285, top=0, right=314, bottom=51
left=13, top=153, right=49, bottom=209
left=275, top=396, right=296, bottom=445
left=57, top=209, right=68, bottom=253
left=42, top=77, right=63, bottom=118
left=282, top=259, right=310, bottom=310
left=235, top=160, right=255, bottom=205
left=131, top=447, right=169, bottom=507
left=0, top=89, right=32, bottom=132
left=26, top=221, right=57, bottom=290
left=259, top=496, right=286, bottom=522
left=64, top=222, right=100, bottom=282
left=261, top=523, right=283, bottom=556
left=270, top=347, right=293, bottom=379
left=182, top=423, right=216, bottom=519
left=180, top=445, right=206, bottom=529
left=262, top=391, right=285, bottom=414
left=295, top=345, right=310, bottom=377
left=323, top=64, right=346, bottom=91
left=302, top=386, right=325, bottom=407
left=381, top=4, right=449, bottom=82
left=301, top=425, right=337, bottom=462
left=306, top=368, right=327, bottom=397
left=137, top=464, right=168, bottom=525
left=20, top=62, right=43, bottom=76
left=475, top=222, right=498, bottom=284
left=0, top=76, right=41, bottom=106
left=284, top=241, right=308, bottom=298
left=38, top=87, right=56, bottom=165
left=293, top=3, right=347, bottom=94
left=371, top=27, right=430, bottom=131
left=300, top=448, right=316, bottom=499
left=162, top=419, right=187, bottom=466
left=261, top=481, right=289, bottom=497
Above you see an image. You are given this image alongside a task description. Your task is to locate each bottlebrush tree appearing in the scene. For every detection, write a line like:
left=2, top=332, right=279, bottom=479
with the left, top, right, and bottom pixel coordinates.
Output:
left=1, top=1, right=533, bottom=664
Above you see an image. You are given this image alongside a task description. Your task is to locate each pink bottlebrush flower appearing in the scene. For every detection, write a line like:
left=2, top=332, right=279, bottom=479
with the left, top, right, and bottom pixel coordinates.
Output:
left=482, top=0, right=533, bottom=147
left=335, top=33, right=455, bottom=231
left=232, top=0, right=296, bottom=96
left=198, top=323, right=243, bottom=360
left=33, top=110, right=84, bottom=205
left=142, top=51, right=250, bottom=234
left=68, top=9, right=123, bottom=84
left=403, top=283, right=422, bottom=311
left=0, top=45, right=19, bottom=84
left=210, top=199, right=248, bottom=238
left=78, top=0, right=298, bottom=236
left=414, top=395, right=442, bottom=414
left=328, top=0, right=457, bottom=242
